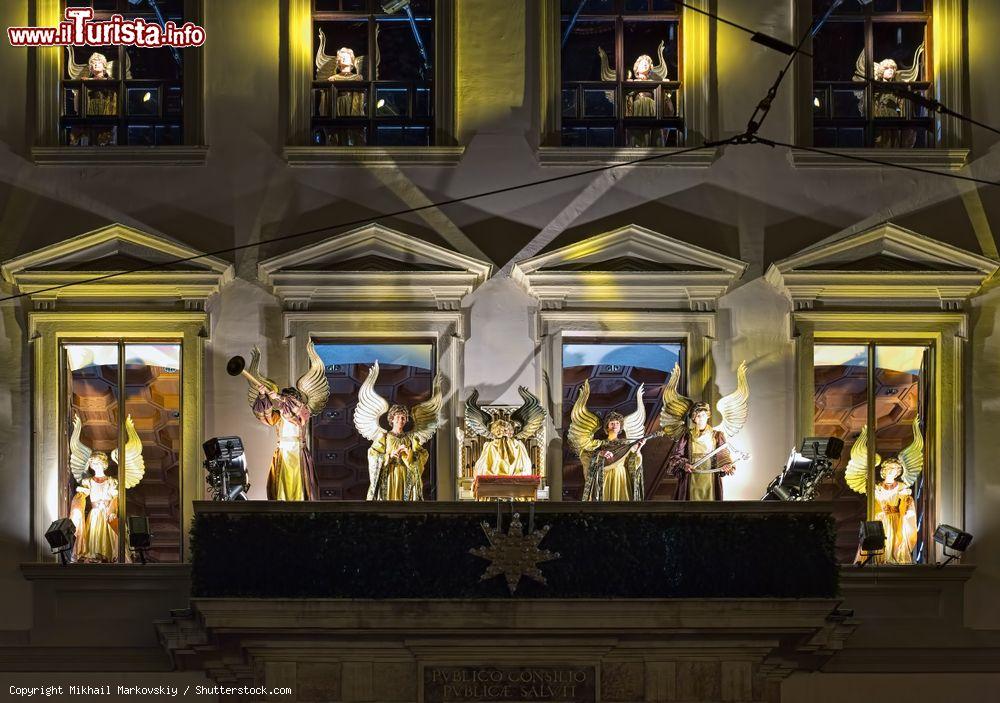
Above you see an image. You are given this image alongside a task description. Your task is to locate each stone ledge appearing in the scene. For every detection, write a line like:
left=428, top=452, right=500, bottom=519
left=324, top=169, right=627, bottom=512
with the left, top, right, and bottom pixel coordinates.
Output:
left=284, top=145, right=465, bottom=166
left=537, top=146, right=719, bottom=167
left=790, top=147, right=969, bottom=171
left=31, top=146, right=209, bottom=166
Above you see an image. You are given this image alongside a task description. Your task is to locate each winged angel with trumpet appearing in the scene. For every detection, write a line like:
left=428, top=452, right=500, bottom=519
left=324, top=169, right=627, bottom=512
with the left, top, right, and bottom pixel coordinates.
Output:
left=845, top=418, right=924, bottom=565
left=68, top=414, right=145, bottom=562
left=242, top=341, right=330, bottom=501
left=354, top=361, right=443, bottom=501
left=567, top=381, right=650, bottom=502
left=664, top=362, right=750, bottom=501
left=465, top=388, right=546, bottom=477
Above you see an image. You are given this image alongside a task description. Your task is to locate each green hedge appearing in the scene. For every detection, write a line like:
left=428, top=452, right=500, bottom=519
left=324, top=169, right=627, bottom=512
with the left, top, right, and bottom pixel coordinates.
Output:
left=190, top=510, right=837, bottom=599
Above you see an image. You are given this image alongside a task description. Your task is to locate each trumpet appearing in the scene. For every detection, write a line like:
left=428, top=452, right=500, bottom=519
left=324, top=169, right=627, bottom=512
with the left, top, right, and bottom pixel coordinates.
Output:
left=226, top=355, right=278, bottom=393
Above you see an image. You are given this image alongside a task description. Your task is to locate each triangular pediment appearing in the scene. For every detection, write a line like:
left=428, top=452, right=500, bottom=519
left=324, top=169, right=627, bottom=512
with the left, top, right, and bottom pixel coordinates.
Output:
left=1, top=224, right=233, bottom=309
left=257, top=223, right=492, bottom=310
left=516, top=224, right=747, bottom=277
left=766, top=222, right=999, bottom=310
left=513, top=225, right=747, bottom=311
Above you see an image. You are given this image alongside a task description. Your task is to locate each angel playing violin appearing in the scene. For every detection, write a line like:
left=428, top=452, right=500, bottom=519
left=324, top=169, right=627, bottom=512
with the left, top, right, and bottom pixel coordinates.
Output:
left=845, top=418, right=924, bottom=565
left=68, top=414, right=145, bottom=563
left=238, top=340, right=330, bottom=501
left=354, top=361, right=443, bottom=501
left=663, top=362, right=750, bottom=501
left=567, top=381, right=649, bottom=502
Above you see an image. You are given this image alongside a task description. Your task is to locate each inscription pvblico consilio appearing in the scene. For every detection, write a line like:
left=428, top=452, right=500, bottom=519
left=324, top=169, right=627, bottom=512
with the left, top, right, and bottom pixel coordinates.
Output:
left=423, top=666, right=596, bottom=703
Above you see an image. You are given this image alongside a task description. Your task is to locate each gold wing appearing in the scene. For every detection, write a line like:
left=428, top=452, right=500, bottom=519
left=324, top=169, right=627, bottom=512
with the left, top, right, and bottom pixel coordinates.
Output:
left=245, top=346, right=279, bottom=408
left=898, top=416, right=924, bottom=486
left=658, top=363, right=692, bottom=440
left=597, top=46, right=616, bottom=81
left=69, top=414, right=93, bottom=483
left=410, top=374, right=444, bottom=446
left=296, top=339, right=331, bottom=415
left=567, top=380, right=601, bottom=464
left=622, top=383, right=647, bottom=441
left=66, top=47, right=88, bottom=80
left=651, top=40, right=669, bottom=81
left=512, top=386, right=546, bottom=441
left=464, top=389, right=492, bottom=439
left=844, top=425, right=881, bottom=495
left=716, top=361, right=749, bottom=438
left=852, top=47, right=867, bottom=82
left=897, top=43, right=925, bottom=84
left=354, top=361, right=389, bottom=442
left=111, top=415, right=146, bottom=490
left=315, top=28, right=336, bottom=80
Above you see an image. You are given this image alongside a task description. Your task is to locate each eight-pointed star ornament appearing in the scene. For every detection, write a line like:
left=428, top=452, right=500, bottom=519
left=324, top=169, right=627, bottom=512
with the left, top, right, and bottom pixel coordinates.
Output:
left=469, top=512, right=560, bottom=594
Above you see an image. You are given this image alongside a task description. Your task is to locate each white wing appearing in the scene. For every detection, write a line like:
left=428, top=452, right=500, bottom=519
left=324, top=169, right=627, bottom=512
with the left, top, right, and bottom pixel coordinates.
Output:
left=622, top=384, right=647, bottom=440
left=354, top=361, right=389, bottom=442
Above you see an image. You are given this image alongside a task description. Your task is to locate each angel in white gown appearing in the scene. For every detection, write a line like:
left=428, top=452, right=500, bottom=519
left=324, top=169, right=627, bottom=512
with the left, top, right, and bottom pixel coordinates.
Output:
left=69, top=414, right=145, bottom=562
left=354, top=361, right=443, bottom=501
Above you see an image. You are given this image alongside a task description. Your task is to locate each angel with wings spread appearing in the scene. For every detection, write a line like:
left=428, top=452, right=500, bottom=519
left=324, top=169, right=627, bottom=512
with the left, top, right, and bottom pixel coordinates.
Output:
left=599, top=41, right=669, bottom=118
left=663, top=362, right=749, bottom=501
left=845, top=418, right=924, bottom=565
left=68, top=414, right=145, bottom=563
left=246, top=340, right=330, bottom=501
left=853, top=42, right=925, bottom=147
left=465, top=388, right=546, bottom=477
left=66, top=48, right=129, bottom=80
left=354, top=361, right=443, bottom=501
left=567, top=381, right=648, bottom=502
left=316, top=28, right=379, bottom=117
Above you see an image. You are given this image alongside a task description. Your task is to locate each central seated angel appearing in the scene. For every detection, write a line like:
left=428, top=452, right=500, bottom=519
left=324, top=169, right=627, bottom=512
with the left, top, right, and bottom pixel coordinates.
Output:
left=465, top=388, right=546, bottom=476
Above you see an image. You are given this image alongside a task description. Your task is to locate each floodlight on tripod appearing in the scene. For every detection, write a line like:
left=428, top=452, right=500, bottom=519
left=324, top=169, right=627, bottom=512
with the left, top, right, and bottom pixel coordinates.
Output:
left=761, top=436, right=844, bottom=501
left=203, top=436, right=250, bottom=501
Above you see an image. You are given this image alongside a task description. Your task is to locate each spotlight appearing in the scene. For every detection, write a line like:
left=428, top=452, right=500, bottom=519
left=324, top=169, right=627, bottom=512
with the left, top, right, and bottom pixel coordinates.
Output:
left=381, top=0, right=409, bottom=12
left=761, top=436, right=844, bottom=501
left=44, top=518, right=76, bottom=565
left=934, top=524, right=972, bottom=568
left=203, top=436, right=250, bottom=501
left=857, top=520, right=885, bottom=567
left=127, top=516, right=153, bottom=564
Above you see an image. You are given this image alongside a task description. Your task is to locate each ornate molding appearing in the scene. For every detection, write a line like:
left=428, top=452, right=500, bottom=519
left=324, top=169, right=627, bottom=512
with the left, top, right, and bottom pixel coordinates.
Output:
left=790, top=148, right=969, bottom=170
left=767, top=221, right=998, bottom=310
left=31, top=146, right=209, bottom=166
left=537, top=146, right=718, bottom=168
left=284, top=146, right=465, bottom=167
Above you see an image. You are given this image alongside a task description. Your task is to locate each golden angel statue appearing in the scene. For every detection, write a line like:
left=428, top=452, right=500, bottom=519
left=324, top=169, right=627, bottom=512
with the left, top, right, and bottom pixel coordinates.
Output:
left=316, top=29, right=379, bottom=117
left=567, top=381, right=649, bottom=502
left=68, top=414, right=145, bottom=563
left=465, top=388, right=546, bottom=477
left=845, top=418, right=924, bottom=565
left=66, top=48, right=129, bottom=80
left=354, top=361, right=443, bottom=501
left=599, top=41, right=669, bottom=118
left=853, top=42, right=925, bottom=146
left=240, top=340, right=330, bottom=501
left=663, top=362, right=750, bottom=501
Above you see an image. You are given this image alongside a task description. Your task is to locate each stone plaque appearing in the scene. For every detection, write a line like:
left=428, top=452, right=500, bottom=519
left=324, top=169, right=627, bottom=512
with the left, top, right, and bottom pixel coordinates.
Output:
left=423, top=665, right=596, bottom=703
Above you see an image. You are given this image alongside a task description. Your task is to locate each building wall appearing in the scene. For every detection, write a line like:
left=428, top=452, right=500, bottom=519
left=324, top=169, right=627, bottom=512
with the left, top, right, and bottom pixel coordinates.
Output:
left=1, top=0, right=1000, bottom=686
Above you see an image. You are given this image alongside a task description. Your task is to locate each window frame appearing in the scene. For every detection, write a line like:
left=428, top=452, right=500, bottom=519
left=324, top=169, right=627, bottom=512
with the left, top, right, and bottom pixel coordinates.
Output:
left=32, top=0, right=207, bottom=165
left=794, top=311, right=966, bottom=564
left=538, top=0, right=714, bottom=166
left=286, top=0, right=461, bottom=165
left=792, top=0, right=968, bottom=168
left=29, top=312, right=206, bottom=561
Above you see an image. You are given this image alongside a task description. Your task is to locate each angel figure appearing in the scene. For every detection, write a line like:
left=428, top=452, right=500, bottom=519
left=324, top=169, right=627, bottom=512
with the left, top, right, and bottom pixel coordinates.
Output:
left=853, top=43, right=925, bottom=147
left=316, top=29, right=376, bottom=117
left=663, top=362, right=749, bottom=501
left=465, top=388, right=546, bottom=477
left=845, top=418, right=924, bottom=565
left=354, top=361, right=443, bottom=501
left=245, top=340, right=330, bottom=501
left=567, top=381, right=648, bottom=502
left=68, top=414, right=145, bottom=563
left=599, top=42, right=670, bottom=119
left=66, top=48, right=130, bottom=80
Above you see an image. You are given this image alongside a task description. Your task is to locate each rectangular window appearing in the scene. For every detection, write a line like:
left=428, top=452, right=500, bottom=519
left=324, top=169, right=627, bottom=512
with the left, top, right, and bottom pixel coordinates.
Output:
left=311, top=0, right=435, bottom=146
left=561, top=341, right=684, bottom=500
left=811, top=0, right=932, bottom=148
left=560, top=0, right=683, bottom=147
left=63, top=341, right=182, bottom=563
left=312, top=341, right=436, bottom=499
left=60, top=1, right=186, bottom=146
left=813, top=342, right=931, bottom=563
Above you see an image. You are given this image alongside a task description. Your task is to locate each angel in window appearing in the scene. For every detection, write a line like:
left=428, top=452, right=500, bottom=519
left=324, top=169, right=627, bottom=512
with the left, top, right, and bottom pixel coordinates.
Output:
left=316, top=29, right=375, bottom=117
left=599, top=41, right=670, bottom=119
left=244, top=340, right=330, bottom=501
left=465, top=388, right=545, bottom=477
left=68, top=414, right=145, bottom=563
left=853, top=43, right=924, bottom=147
left=66, top=48, right=129, bottom=80
left=845, top=418, right=923, bottom=565
left=567, top=381, right=648, bottom=502
left=663, top=362, right=749, bottom=501
left=354, top=361, right=443, bottom=501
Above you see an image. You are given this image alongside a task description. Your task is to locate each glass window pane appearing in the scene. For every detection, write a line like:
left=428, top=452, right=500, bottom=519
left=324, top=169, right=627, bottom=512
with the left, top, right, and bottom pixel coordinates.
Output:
left=125, top=45, right=182, bottom=80
left=583, top=89, right=616, bottom=117
left=376, top=17, right=433, bottom=81
left=312, top=343, right=435, bottom=501
left=813, top=21, right=865, bottom=81
left=315, top=21, right=369, bottom=80
left=127, top=87, right=160, bottom=117
left=562, top=0, right=614, bottom=15
left=872, top=22, right=926, bottom=83
left=813, top=344, right=869, bottom=563
left=65, top=344, right=122, bottom=563
left=562, top=21, right=615, bottom=82
left=376, top=87, right=409, bottom=116
left=561, top=342, right=683, bottom=501
left=623, top=20, right=678, bottom=82
left=123, top=344, right=182, bottom=563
